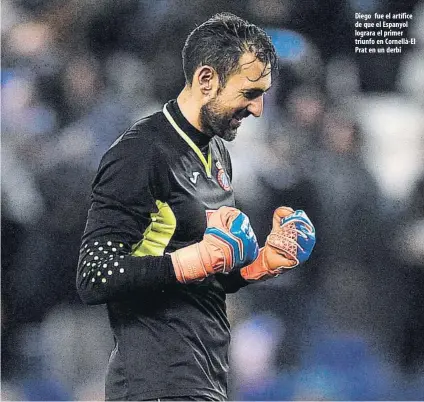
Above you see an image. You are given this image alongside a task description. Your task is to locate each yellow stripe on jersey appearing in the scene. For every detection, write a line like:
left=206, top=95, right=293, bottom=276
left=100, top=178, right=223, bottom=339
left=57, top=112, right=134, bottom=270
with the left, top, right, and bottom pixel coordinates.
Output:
left=163, top=103, right=212, bottom=178
left=131, top=200, right=176, bottom=257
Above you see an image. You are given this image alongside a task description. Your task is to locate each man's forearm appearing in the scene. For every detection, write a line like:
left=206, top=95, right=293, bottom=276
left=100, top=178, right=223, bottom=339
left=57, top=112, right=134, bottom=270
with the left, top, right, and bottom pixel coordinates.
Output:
left=76, top=238, right=176, bottom=305
left=215, top=270, right=250, bottom=294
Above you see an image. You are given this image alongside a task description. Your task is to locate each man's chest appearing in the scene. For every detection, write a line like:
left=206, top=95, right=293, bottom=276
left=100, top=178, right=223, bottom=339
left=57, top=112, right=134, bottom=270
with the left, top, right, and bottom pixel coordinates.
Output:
left=165, top=146, right=235, bottom=246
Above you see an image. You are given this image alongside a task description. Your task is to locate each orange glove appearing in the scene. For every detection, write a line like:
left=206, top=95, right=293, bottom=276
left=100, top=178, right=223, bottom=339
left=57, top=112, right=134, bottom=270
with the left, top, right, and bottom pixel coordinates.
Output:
left=240, top=207, right=315, bottom=281
left=171, top=206, right=259, bottom=283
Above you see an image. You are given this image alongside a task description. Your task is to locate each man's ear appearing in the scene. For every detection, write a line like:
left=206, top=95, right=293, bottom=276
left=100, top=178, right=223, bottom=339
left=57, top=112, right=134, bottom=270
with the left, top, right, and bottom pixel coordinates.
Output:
left=195, top=65, right=219, bottom=98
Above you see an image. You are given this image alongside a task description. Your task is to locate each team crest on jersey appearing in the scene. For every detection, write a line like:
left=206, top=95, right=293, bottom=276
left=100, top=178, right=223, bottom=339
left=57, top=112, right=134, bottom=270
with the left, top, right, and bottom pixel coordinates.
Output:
left=217, top=167, right=231, bottom=191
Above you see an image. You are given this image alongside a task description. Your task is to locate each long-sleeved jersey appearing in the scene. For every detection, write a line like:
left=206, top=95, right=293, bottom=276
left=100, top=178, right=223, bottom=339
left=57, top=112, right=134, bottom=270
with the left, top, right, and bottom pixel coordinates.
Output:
left=77, top=100, right=249, bottom=401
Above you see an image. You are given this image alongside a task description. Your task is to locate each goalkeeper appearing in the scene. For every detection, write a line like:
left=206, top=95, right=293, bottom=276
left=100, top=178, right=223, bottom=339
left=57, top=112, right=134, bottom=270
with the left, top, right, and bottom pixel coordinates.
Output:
left=76, top=12, right=315, bottom=402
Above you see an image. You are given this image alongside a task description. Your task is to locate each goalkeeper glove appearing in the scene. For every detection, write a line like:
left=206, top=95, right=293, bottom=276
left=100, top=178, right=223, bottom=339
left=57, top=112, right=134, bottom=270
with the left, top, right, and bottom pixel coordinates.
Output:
left=171, top=206, right=259, bottom=283
left=240, top=207, right=315, bottom=282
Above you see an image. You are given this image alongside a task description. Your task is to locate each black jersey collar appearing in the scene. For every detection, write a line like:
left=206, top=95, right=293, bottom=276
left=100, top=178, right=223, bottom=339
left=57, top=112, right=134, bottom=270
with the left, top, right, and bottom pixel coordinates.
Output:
left=163, top=100, right=212, bottom=178
left=165, top=99, right=211, bottom=148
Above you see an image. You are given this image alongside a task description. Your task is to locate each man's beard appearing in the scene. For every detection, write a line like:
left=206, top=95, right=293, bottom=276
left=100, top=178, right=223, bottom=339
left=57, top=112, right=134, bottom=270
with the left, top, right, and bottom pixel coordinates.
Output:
left=200, top=98, right=242, bottom=142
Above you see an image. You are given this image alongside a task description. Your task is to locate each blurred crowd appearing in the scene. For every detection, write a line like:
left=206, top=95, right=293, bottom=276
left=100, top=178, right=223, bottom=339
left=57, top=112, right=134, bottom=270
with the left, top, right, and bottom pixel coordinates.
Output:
left=2, top=0, right=424, bottom=400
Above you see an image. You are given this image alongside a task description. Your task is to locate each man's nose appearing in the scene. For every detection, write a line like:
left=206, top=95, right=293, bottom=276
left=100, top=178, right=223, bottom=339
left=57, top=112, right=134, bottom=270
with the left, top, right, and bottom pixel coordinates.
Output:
left=247, top=95, right=264, bottom=118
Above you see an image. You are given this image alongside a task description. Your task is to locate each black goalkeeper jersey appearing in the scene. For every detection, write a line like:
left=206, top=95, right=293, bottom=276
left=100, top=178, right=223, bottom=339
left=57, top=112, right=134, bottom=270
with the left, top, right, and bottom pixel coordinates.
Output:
left=77, top=100, right=249, bottom=401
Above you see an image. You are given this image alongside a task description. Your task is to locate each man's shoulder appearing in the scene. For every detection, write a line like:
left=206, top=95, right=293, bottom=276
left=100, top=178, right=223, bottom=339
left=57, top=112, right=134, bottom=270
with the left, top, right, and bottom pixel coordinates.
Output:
left=112, top=111, right=166, bottom=147
left=98, top=110, right=170, bottom=167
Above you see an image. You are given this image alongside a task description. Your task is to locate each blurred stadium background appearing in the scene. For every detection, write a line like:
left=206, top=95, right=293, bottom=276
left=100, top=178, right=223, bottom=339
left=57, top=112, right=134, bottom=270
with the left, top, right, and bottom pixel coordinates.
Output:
left=2, top=0, right=424, bottom=400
